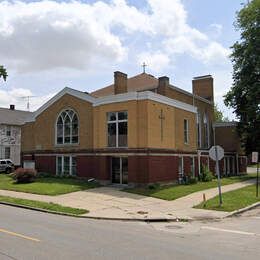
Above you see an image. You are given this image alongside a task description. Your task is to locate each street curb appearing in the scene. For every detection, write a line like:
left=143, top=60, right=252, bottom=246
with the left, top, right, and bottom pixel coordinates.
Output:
left=0, top=201, right=190, bottom=222
left=225, top=201, right=260, bottom=217
left=0, top=201, right=88, bottom=218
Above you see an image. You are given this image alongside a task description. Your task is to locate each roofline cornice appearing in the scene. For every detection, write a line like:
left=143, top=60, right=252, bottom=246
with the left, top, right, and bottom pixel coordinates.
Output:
left=25, top=87, right=198, bottom=123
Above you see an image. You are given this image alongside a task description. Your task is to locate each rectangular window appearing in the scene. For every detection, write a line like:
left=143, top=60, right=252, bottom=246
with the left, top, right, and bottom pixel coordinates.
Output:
left=107, top=111, right=128, bottom=148
left=184, top=119, right=189, bottom=144
left=5, top=147, right=10, bottom=159
left=197, top=113, right=201, bottom=148
left=178, top=157, right=183, bottom=176
left=63, top=156, right=70, bottom=175
left=57, top=156, right=62, bottom=175
left=71, top=157, right=77, bottom=176
left=56, top=156, right=76, bottom=176
left=6, top=126, right=11, bottom=137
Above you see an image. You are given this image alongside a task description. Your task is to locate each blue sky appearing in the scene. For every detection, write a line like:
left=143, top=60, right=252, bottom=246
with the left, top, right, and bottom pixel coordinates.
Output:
left=0, top=0, right=245, bottom=118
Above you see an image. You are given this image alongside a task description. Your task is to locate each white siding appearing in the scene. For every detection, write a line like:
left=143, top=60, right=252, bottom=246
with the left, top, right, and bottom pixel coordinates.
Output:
left=0, top=125, right=21, bottom=165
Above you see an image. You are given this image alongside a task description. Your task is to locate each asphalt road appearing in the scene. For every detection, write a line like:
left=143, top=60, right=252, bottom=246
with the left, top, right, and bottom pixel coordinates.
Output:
left=0, top=205, right=260, bottom=260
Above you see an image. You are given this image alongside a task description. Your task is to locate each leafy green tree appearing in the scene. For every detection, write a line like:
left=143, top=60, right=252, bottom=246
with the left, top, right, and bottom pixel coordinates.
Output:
left=0, top=65, right=7, bottom=81
left=224, top=0, right=260, bottom=155
left=214, top=104, right=230, bottom=122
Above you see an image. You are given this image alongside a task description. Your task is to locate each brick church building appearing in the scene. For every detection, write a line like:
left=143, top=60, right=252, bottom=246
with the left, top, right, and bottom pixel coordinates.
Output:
left=21, top=71, right=247, bottom=185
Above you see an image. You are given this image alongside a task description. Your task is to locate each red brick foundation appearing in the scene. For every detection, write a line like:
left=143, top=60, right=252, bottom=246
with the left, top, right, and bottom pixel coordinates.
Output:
left=21, top=152, right=247, bottom=184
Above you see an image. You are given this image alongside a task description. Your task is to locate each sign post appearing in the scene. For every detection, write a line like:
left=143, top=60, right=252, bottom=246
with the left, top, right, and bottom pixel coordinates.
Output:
left=252, top=152, right=259, bottom=197
left=209, top=145, right=224, bottom=206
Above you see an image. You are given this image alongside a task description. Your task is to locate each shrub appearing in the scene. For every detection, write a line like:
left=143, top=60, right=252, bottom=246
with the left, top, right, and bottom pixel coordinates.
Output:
left=189, top=176, right=198, bottom=184
left=148, top=183, right=160, bottom=190
left=183, top=174, right=198, bottom=185
left=36, top=172, right=53, bottom=178
left=11, top=168, right=37, bottom=184
left=200, top=165, right=214, bottom=182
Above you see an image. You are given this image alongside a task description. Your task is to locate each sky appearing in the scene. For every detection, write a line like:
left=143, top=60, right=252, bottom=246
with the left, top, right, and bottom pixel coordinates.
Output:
left=0, top=0, right=245, bottom=118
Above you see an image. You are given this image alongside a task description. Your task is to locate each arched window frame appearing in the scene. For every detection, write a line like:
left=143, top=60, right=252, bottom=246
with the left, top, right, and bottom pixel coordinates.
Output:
left=55, top=109, right=79, bottom=145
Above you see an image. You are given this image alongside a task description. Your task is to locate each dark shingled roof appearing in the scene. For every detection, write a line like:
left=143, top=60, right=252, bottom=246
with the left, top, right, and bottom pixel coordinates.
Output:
left=0, top=107, right=32, bottom=125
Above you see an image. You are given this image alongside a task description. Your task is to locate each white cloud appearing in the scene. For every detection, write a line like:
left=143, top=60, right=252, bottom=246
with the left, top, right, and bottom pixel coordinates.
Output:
left=210, top=23, right=223, bottom=38
left=212, top=69, right=236, bottom=120
left=0, top=87, right=55, bottom=111
left=137, top=52, right=170, bottom=72
left=0, top=0, right=127, bottom=72
left=0, top=0, right=230, bottom=73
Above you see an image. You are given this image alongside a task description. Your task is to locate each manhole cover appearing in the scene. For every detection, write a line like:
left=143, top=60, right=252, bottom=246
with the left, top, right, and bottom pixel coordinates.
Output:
left=165, top=225, right=183, bottom=230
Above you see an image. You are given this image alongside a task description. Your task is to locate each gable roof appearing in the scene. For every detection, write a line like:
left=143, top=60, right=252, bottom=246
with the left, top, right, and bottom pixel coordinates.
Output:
left=91, top=73, right=158, bottom=97
left=29, top=87, right=96, bottom=121
left=0, top=108, right=32, bottom=126
left=25, top=84, right=198, bottom=123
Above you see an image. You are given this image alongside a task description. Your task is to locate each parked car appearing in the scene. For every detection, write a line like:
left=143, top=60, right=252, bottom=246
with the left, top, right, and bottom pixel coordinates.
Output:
left=0, top=159, right=15, bottom=174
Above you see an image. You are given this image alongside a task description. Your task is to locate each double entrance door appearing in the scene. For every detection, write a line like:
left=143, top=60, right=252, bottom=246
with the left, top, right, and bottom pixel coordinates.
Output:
left=111, top=157, right=128, bottom=184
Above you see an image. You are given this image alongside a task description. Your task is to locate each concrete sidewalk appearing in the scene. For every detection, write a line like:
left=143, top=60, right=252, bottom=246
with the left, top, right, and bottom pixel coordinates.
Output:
left=0, top=179, right=256, bottom=221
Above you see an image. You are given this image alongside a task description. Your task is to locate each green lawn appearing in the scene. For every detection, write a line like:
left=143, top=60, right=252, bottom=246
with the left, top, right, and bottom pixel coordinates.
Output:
left=194, top=185, right=260, bottom=212
left=0, top=174, right=99, bottom=195
left=248, top=164, right=259, bottom=168
left=124, top=174, right=257, bottom=201
left=0, top=195, right=88, bottom=215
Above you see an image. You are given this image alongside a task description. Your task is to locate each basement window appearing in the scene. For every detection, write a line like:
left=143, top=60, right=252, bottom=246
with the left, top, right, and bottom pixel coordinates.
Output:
left=56, top=156, right=77, bottom=176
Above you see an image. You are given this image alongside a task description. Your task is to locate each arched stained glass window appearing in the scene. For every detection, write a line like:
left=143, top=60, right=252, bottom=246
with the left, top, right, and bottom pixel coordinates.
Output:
left=56, top=109, right=78, bottom=144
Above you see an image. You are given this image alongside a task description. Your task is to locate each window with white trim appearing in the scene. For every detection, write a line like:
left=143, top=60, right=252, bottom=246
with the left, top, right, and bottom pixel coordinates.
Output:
left=107, top=111, right=128, bottom=147
left=178, top=156, right=184, bottom=176
left=56, top=109, right=78, bottom=145
left=184, top=119, right=189, bottom=144
left=5, top=147, right=10, bottom=159
left=6, top=126, right=11, bottom=137
left=56, top=156, right=77, bottom=176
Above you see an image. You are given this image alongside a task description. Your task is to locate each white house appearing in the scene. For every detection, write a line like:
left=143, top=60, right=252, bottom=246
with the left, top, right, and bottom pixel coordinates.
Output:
left=0, top=105, right=32, bottom=166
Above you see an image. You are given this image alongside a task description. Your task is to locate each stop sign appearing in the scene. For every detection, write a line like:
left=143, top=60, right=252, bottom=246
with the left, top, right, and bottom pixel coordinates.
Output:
left=209, top=145, right=224, bottom=161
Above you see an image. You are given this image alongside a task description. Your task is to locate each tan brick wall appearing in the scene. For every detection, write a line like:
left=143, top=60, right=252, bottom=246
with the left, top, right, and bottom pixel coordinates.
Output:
left=164, top=86, right=214, bottom=149
left=93, top=99, right=196, bottom=151
left=146, top=101, right=175, bottom=149
left=21, top=122, right=35, bottom=152
left=174, top=107, right=197, bottom=151
left=22, top=94, right=93, bottom=152
left=22, top=93, right=197, bottom=152
left=93, top=100, right=148, bottom=148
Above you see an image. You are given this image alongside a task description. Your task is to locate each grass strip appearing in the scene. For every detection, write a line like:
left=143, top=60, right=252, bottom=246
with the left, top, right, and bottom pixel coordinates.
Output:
left=0, top=175, right=99, bottom=196
left=194, top=185, right=260, bottom=212
left=0, top=195, right=88, bottom=215
left=124, top=174, right=256, bottom=201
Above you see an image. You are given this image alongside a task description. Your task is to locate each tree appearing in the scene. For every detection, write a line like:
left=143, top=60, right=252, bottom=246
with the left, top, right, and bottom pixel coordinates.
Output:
left=224, top=0, right=260, bottom=155
left=0, top=65, right=7, bottom=81
left=214, top=104, right=230, bottom=122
